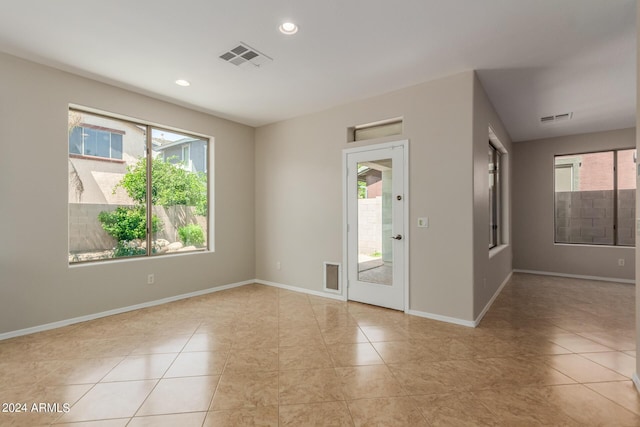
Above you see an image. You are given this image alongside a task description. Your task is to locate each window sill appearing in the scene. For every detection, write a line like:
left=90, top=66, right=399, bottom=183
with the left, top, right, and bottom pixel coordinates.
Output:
left=489, top=244, right=508, bottom=259
left=69, top=248, right=210, bottom=267
left=553, top=243, right=635, bottom=249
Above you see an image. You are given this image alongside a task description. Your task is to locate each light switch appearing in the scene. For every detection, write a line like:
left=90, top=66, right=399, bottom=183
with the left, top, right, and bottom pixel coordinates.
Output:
left=418, top=217, right=429, bottom=228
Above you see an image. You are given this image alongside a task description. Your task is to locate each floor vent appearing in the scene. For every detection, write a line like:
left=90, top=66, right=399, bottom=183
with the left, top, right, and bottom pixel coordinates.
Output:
left=219, top=42, right=273, bottom=68
left=324, top=262, right=341, bottom=293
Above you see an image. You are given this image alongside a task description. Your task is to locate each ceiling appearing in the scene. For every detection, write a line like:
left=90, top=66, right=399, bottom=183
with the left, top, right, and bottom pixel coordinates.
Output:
left=0, top=0, right=635, bottom=142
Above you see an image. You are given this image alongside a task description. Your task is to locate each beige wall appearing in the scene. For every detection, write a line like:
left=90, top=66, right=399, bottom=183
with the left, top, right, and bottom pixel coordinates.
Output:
left=513, top=128, right=636, bottom=281
left=0, top=52, right=256, bottom=334
left=0, top=53, right=512, bottom=332
left=255, top=70, right=512, bottom=322
left=472, top=73, right=514, bottom=317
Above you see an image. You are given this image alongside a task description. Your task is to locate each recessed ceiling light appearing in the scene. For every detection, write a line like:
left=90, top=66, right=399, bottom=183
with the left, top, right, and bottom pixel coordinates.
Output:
left=279, top=22, right=298, bottom=35
left=175, top=79, right=190, bottom=87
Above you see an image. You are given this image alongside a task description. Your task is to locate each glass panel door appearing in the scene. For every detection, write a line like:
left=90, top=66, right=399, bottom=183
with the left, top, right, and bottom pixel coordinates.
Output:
left=346, top=142, right=406, bottom=311
left=357, top=159, right=393, bottom=285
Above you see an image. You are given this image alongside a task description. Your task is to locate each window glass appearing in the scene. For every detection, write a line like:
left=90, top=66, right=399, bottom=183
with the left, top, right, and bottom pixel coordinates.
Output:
left=617, top=149, right=636, bottom=246
left=356, top=160, right=392, bottom=285
left=489, top=144, right=500, bottom=249
left=353, top=120, right=402, bottom=141
left=69, top=126, right=82, bottom=154
left=182, top=145, right=190, bottom=169
left=68, top=110, right=210, bottom=263
left=555, top=165, right=573, bottom=192
left=555, top=152, right=617, bottom=245
left=96, top=130, right=111, bottom=158
left=83, top=128, right=98, bottom=156
left=111, top=134, right=123, bottom=160
left=151, top=129, right=208, bottom=254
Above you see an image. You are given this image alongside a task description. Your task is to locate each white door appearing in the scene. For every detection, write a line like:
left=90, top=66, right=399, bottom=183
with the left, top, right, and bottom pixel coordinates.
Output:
left=345, top=141, right=407, bottom=311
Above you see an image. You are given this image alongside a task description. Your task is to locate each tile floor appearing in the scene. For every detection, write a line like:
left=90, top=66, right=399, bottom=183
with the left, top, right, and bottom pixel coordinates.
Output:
left=0, top=273, right=639, bottom=426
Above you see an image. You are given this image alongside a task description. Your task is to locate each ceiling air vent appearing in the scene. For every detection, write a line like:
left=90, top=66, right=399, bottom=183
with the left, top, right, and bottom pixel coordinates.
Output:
left=540, top=112, right=573, bottom=125
left=219, top=42, right=273, bottom=68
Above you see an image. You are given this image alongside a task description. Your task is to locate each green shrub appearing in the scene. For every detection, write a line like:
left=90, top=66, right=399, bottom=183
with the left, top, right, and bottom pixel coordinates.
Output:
left=111, top=240, right=161, bottom=258
left=116, top=157, right=208, bottom=216
left=113, top=240, right=146, bottom=257
left=178, top=224, right=205, bottom=246
left=98, top=206, right=161, bottom=241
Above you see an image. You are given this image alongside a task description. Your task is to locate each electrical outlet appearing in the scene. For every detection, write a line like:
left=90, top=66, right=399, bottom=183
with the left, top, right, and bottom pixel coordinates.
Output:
left=147, top=274, right=155, bottom=284
left=618, top=259, right=625, bottom=267
left=276, top=262, right=281, bottom=270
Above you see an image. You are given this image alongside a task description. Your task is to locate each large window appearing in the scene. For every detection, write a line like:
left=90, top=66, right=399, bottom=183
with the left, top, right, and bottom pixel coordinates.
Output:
left=554, top=149, right=636, bottom=246
left=489, top=142, right=502, bottom=249
left=68, top=109, right=210, bottom=263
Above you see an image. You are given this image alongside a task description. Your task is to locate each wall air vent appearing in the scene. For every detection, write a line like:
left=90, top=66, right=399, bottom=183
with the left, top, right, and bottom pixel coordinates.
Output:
left=219, top=42, right=273, bottom=68
left=540, top=112, right=573, bottom=125
left=323, top=262, right=341, bottom=294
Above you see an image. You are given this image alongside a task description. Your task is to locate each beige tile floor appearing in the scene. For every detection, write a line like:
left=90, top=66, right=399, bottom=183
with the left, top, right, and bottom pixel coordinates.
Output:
left=0, top=273, right=639, bottom=426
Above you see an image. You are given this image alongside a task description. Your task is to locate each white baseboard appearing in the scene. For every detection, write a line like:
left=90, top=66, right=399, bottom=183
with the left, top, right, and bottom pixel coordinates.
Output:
left=473, top=271, right=512, bottom=327
left=260, top=279, right=478, bottom=327
left=633, top=373, right=640, bottom=392
left=259, top=280, right=476, bottom=327
left=513, top=269, right=635, bottom=284
left=255, top=279, right=347, bottom=302
left=17, top=270, right=615, bottom=341
left=0, top=279, right=254, bottom=341
left=407, top=309, right=476, bottom=328
left=408, top=272, right=513, bottom=329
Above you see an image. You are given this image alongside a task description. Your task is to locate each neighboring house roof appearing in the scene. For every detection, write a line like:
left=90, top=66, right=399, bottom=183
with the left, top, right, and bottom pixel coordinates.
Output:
left=153, top=136, right=202, bottom=151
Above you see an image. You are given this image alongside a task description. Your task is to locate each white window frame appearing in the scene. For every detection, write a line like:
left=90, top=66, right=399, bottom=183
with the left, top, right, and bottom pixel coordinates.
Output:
left=488, top=126, right=509, bottom=257
left=68, top=107, right=212, bottom=264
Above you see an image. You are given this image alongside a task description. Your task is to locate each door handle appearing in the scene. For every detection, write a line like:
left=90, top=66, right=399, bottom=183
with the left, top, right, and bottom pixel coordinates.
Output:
left=390, top=234, right=402, bottom=240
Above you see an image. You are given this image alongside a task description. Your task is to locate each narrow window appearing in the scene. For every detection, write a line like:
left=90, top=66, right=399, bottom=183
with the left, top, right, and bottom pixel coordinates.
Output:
left=68, top=109, right=210, bottom=263
left=182, top=145, right=191, bottom=169
left=554, top=164, right=574, bottom=192
left=348, top=118, right=403, bottom=142
left=203, top=144, right=208, bottom=173
left=489, top=143, right=501, bottom=249
left=554, top=149, right=636, bottom=246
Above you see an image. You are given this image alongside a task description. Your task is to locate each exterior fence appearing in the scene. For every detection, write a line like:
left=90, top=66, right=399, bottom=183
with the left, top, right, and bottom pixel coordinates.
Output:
left=555, top=189, right=635, bottom=246
left=69, top=203, right=206, bottom=252
left=358, top=198, right=382, bottom=255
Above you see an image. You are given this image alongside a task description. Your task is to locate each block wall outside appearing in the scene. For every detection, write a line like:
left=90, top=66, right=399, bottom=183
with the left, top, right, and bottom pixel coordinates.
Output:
left=69, top=203, right=206, bottom=252
left=68, top=203, right=118, bottom=252
left=153, top=205, right=208, bottom=244
left=358, top=198, right=382, bottom=256
left=555, top=189, right=635, bottom=246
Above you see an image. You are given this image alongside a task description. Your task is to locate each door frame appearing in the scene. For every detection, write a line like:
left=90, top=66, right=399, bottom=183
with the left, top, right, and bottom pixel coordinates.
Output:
left=342, top=140, right=409, bottom=312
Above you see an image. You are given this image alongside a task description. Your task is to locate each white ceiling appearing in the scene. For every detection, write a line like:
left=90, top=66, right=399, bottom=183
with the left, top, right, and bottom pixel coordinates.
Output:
left=0, top=0, right=635, bottom=142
